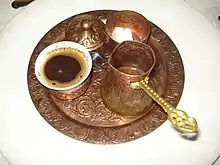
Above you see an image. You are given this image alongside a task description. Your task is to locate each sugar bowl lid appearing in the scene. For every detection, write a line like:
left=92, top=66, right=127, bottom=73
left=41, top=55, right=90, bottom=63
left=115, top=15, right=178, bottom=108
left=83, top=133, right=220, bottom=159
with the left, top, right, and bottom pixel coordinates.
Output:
left=65, top=15, right=106, bottom=51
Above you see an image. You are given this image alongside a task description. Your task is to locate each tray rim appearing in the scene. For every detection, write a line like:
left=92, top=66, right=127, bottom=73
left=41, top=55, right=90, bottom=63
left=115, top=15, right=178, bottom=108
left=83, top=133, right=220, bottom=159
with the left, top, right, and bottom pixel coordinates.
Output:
left=27, top=10, right=185, bottom=144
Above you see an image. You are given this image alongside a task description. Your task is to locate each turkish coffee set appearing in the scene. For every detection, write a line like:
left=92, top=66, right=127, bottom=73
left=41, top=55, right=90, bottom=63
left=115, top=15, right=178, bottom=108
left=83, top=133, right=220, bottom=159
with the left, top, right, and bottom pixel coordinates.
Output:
left=27, top=10, right=198, bottom=144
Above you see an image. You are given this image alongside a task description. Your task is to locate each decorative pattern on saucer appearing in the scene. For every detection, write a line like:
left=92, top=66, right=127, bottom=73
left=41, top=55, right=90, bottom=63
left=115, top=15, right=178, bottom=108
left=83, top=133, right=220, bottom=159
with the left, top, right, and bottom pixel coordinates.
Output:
left=27, top=10, right=185, bottom=144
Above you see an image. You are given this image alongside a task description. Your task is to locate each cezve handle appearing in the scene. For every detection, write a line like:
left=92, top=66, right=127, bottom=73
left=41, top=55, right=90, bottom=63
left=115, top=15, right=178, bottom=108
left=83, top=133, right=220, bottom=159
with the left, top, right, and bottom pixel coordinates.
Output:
left=131, top=77, right=198, bottom=134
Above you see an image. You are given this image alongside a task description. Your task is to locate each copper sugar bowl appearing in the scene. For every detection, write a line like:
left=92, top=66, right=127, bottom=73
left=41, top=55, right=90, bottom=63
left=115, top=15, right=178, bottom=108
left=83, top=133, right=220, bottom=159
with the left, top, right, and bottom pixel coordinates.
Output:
left=65, top=15, right=107, bottom=51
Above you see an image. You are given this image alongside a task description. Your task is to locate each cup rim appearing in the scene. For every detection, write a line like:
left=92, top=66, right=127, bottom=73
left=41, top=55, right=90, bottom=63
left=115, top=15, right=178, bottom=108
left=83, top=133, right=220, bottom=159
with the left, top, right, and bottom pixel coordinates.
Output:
left=34, top=41, right=92, bottom=91
left=108, top=40, right=156, bottom=78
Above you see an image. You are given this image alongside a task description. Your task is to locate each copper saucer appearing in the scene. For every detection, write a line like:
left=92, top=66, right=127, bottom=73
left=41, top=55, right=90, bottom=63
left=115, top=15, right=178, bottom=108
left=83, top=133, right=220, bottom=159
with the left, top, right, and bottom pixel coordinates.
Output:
left=27, top=10, right=184, bottom=144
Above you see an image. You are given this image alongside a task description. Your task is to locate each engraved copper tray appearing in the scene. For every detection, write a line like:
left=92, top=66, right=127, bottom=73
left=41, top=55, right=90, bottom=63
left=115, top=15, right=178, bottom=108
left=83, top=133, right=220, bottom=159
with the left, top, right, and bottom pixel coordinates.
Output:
left=27, top=10, right=185, bottom=144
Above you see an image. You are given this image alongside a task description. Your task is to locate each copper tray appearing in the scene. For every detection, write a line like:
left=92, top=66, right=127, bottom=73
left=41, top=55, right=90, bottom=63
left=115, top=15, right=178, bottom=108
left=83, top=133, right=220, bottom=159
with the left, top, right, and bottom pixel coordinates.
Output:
left=27, top=10, right=184, bottom=144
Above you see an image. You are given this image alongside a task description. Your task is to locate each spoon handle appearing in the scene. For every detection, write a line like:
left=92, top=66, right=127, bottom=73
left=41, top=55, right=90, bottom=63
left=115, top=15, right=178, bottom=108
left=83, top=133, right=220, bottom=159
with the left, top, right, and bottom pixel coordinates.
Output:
left=131, top=78, right=198, bottom=134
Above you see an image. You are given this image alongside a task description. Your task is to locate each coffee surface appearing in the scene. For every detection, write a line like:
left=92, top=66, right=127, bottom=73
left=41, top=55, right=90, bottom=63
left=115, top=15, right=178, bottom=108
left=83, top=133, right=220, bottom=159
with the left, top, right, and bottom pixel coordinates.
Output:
left=44, top=54, right=81, bottom=83
left=42, top=48, right=87, bottom=88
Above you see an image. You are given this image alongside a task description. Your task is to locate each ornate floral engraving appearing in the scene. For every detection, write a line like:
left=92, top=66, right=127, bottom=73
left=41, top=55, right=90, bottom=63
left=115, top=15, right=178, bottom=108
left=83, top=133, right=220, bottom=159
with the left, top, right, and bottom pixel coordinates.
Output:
left=27, top=10, right=184, bottom=144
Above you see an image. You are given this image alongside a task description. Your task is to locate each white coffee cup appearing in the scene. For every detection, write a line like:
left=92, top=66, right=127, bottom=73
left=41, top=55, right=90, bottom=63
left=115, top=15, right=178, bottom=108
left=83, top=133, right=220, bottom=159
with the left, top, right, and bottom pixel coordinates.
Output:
left=35, top=41, right=92, bottom=99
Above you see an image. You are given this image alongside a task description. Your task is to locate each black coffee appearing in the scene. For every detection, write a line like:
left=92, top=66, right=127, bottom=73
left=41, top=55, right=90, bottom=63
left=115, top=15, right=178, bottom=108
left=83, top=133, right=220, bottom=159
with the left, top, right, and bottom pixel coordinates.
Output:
left=42, top=48, right=86, bottom=88
left=44, top=55, right=81, bottom=83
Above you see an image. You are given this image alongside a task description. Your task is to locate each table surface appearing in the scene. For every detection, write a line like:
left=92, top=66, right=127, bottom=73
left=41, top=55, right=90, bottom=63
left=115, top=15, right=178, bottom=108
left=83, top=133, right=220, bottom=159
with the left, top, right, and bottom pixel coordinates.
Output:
left=0, top=0, right=220, bottom=165
left=0, top=0, right=22, bottom=32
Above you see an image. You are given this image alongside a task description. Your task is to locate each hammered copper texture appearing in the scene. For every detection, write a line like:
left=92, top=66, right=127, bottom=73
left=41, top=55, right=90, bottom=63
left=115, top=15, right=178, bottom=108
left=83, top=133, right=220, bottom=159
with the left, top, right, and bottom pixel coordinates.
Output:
left=105, top=10, right=151, bottom=42
left=27, top=10, right=185, bottom=144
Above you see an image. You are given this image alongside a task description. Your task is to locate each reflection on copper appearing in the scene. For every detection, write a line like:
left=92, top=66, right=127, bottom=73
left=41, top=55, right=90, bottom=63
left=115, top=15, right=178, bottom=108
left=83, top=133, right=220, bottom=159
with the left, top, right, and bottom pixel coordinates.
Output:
left=105, top=10, right=151, bottom=43
left=112, top=27, right=133, bottom=43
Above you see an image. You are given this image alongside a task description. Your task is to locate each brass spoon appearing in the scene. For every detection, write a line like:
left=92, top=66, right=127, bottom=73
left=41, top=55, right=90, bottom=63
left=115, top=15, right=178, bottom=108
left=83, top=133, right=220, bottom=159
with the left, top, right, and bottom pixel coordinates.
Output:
left=131, top=77, right=198, bottom=135
left=90, top=52, right=104, bottom=67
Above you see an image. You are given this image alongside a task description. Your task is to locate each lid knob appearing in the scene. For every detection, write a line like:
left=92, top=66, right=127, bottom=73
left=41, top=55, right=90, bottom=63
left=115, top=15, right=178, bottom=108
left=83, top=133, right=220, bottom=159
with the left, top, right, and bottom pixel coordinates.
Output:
left=81, top=19, right=92, bottom=30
